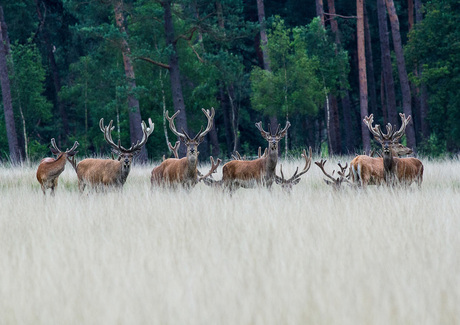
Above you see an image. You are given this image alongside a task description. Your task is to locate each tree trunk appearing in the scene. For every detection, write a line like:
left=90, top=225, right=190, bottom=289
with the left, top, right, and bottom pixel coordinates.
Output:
left=256, top=0, right=278, bottom=138
left=357, top=0, right=370, bottom=152
left=219, top=84, right=233, bottom=157
left=163, top=0, right=188, bottom=157
left=0, top=6, right=21, bottom=163
left=34, top=0, right=69, bottom=138
left=316, top=0, right=324, bottom=25
left=415, top=0, right=429, bottom=139
left=408, top=0, right=414, bottom=30
left=385, top=0, right=416, bottom=149
left=364, top=5, right=377, bottom=116
left=327, top=0, right=353, bottom=152
left=114, top=0, right=148, bottom=162
left=377, top=0, right=398, bottom=126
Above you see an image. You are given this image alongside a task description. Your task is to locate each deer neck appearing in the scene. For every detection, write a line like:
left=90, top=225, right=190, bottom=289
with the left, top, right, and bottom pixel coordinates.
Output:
left=50, top=153, right=67, bottom=175
left=185, top=156, right=198, bottom=177
left=265, top=148, right=279, bottom=177
left=119, top=162, right=131, bottom=184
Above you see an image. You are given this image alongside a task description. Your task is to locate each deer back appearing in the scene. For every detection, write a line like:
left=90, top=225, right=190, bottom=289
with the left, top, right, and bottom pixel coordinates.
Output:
left=394, top=157, right=424, bottom=185
left=151, top=157, right=197, bottom=186
left=350, top=155, right=384, bottom=186
left=77, top=158, right=128, bottom=186
left=222, top=158, right=266, bottom=182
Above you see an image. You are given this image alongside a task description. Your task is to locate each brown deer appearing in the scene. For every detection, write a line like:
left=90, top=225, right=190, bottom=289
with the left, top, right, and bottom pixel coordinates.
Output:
left=274, top=147, right=312, bottom=192
left=70, top=118, right=154, bottom=192
left=315, top=159, right=351, bottom=191
left=363, top=113, right=424, bottom=187
left=151, top=108, right=221, bottom=189
left=36, top=138, right=79, bottom=195
left=350, top=143, right=414, bottom=188
left=220, top=121, right=290, bottom=192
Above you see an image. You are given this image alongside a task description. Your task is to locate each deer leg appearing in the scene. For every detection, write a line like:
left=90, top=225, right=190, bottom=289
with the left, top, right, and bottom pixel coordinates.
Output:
left=41, top=184, right=46, bottom=195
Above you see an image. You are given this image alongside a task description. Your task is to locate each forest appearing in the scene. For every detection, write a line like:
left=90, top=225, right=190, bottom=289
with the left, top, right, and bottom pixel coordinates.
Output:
left=0, top=0, right=458, bottom=163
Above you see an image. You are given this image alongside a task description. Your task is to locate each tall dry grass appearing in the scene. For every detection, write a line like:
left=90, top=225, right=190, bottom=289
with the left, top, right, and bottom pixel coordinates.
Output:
left=0, top=157, right=459, bottom=325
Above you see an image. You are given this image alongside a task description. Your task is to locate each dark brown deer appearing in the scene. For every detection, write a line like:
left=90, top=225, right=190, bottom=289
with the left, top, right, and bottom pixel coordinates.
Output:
left=36, top=138, right=79, bottom=195
left=151, top=108, right=221, bottom=189
left=70, top=118, right=154, bottom=192
left=275, top=147, right=312, bottom=192
left=220, top=121, right=290, bottom=192
left=363, top=113, right=423, bottom=187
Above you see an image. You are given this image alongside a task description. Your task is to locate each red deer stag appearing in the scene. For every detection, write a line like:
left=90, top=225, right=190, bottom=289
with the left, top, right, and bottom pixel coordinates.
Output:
left=220, top=121, right=290, bottom=192
left=275, top=147, right=312, bottom=193
left=151, top=108, right=221, bottom=189
left=70, top=118, right=154, bottom=192
left=36, top=138, right=79, bottom=195
left=363, top=113, right=423, bottom=187
left=350, top=143, right=413, bottom=188
left=315, top=159, right=351, bottom=191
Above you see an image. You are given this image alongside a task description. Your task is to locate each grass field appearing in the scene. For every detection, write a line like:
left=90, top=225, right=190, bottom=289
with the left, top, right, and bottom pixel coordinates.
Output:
left=0, top=157, right=459, bottom=325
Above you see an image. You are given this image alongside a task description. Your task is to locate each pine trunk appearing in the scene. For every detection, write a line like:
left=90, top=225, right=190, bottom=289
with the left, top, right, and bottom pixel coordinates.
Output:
left=114, top=0, right=148, bottom=162
left=0, top=6, right=20, bottom=163
left=357, top=0, right=370, bottom=152
left=385, top=0, right=416, bottom=149
left=415, top=0, right=429, bottom=139
left=327, top=0, right=353, bottom=152
left=163, top=0, right=188, bottom=157
left=377, top=0, right=398, bottom=126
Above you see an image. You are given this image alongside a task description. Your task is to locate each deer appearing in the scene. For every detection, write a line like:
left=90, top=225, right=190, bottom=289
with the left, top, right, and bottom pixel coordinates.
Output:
left=231, top=147, right=267, bottom=161
left=151, top=108, right=222, bottom=189
left=274, top=147, right=312, bottom=193
left=219, top=121, right=290, bottom=192
left=70, top=118, right=154, bottom=192
left=36, top=138, right=79, bottom=196
left=315, top=159, right=351, bottom=191
left=350, top=142, right=414, bottom=188
left=363, top=113, right=424, bottom=187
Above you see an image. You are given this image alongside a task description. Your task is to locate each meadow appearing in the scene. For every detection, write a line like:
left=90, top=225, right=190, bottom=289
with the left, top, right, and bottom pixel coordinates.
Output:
left=0, top=156, right=459, bottom=325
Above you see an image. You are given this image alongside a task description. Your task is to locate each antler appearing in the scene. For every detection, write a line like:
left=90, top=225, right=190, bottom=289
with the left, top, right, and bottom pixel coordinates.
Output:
left=166, top=110, right=187, bottom=140
left=277, top=147, right=312, bottom=183
left=50, top=138, right=79, bottom=155
left=232, top=151, right=244, bottom=160
left=100, top=118, right=154, bottom=153
left=337, top=162, right=351, bottom=183
left=315, top=159, right=338, bottom=183
left=195, top=107, right=215, bottom=143
left=198, top=156, right=222, bottom=181
left=168, top=141, right=180, bottom=158
left=99, top=118, right=121, bottom=152
left=392, top=113, right=411, bottom=143
left=255, top=122, right=271, bottom=140
left=363, top=114, right=384, bottom=143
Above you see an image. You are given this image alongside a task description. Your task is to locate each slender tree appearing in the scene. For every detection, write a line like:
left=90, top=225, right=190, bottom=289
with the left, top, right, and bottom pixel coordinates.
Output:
left=162, top=0, right=188, bottom=157
left=0, top=6, right=21, bottom=163
left=256, top=0, right=279, bottom=142
left=385, top=0, right=416, bottom=149
left=114, top=0, right=148, bottom=162
left=377, top=0, right=398, bottom=126
left=357, top=0, right=370, bottom=152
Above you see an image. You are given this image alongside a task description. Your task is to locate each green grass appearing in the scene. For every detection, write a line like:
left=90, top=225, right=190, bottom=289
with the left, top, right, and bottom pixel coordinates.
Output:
left=0, top=157, right=459, bottom=324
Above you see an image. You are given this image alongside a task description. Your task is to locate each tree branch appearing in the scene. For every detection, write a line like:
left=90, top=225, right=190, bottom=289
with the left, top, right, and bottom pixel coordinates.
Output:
left=135, top=57, right=170, bottom=70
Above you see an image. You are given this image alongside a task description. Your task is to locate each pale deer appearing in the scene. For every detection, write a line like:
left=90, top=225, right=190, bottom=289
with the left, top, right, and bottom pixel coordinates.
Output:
left=363, top=113, right=424, bottom=187
left=220, top=121, right=290, bottom=192
left=350, top=143, right=414, bottom=188
left=36, top=138, right=79, bottom=195
left=275, top=147, right=312, bottom=192
left=151, top=108, right=221, bottom=189
left=70, top=118, right=154, bottom=192
left=315, top=159, right=351, bottom=191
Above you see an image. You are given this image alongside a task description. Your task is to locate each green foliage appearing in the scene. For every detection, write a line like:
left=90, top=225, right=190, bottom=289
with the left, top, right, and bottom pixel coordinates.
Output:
left=405, top=0, right=460, bottom=151
left=250, top=17, right=349, bottom=120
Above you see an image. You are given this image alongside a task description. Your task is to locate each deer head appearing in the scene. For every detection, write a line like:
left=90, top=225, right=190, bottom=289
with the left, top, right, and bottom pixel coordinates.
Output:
left=166, top=108, right=215, bottom=164
left=275, top=147, right=312, bottom=192
left=99, top=117, right=154, bottom=170
left=363, top=113, right=412, bottom=157
left=255, top=121, right=290, bottom=155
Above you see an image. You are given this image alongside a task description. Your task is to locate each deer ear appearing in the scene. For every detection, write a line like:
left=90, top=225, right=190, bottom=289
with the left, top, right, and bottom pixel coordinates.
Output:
left=50, top=147, right=60, bottom=155
left=292, top=178, right=301, bottom=185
